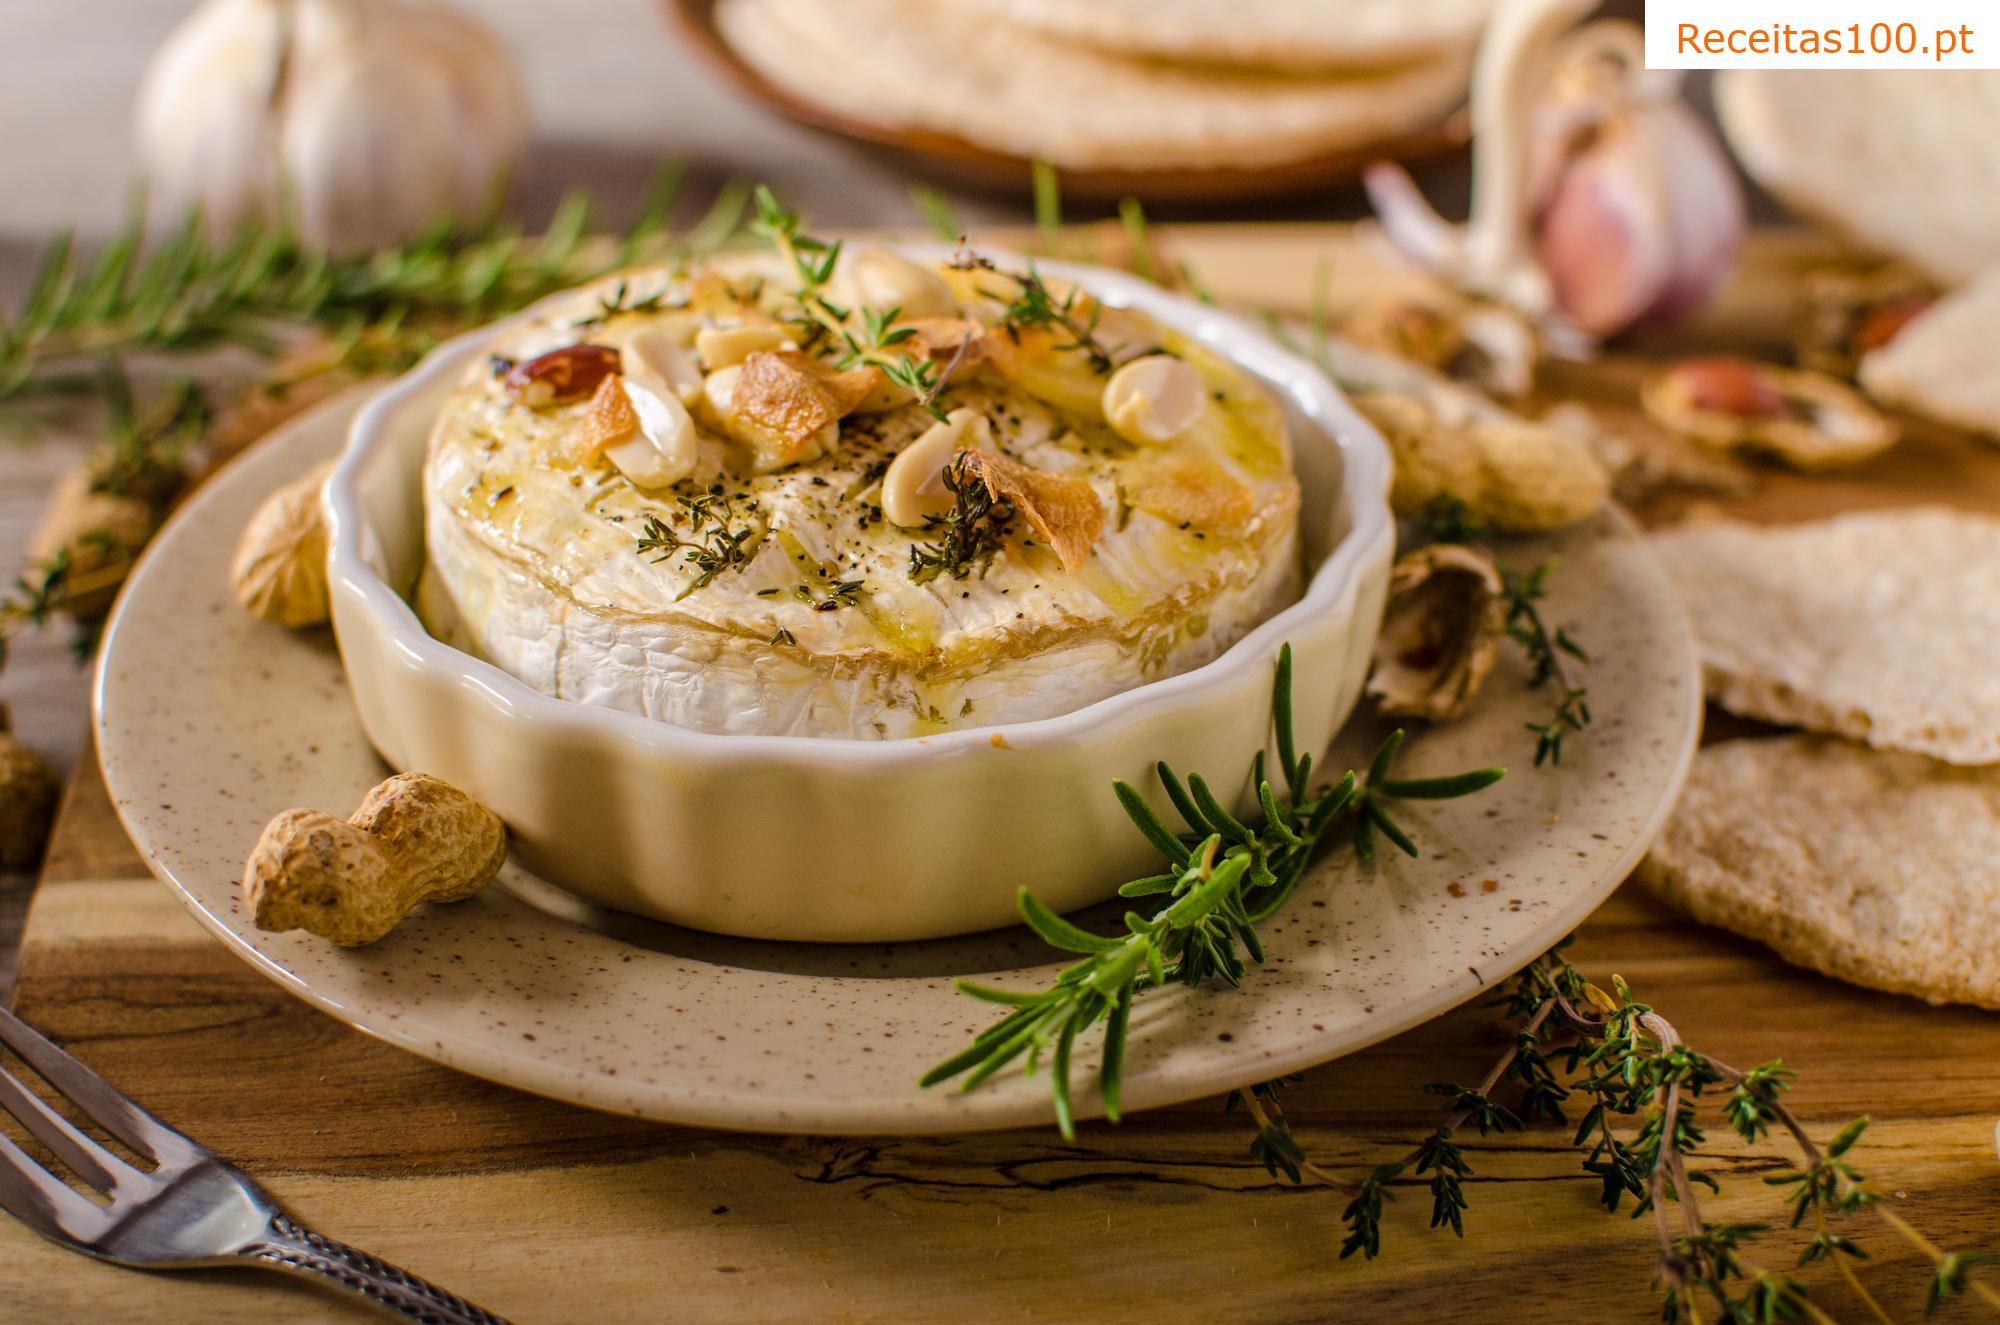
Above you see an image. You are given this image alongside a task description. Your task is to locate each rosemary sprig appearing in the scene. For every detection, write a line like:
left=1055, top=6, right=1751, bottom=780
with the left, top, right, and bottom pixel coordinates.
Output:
left=922, top=645, right=1504, bottom=1139
left=907, top=453, right=1011, bottom=585
left=0, top=169, right=740, bottom=415
left=1236, top=942, right=2000, bottom=1324
left=635, top=487, right=764, bottom=599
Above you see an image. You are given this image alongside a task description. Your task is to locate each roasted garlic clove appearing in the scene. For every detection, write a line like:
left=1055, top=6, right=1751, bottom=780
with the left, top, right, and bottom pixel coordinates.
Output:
left=597, top=375, right=698, bottom=489
left=1641, top=356, right=1897, bottom=471
left=622, top=327, right=706, bottom=406
left=1367, top=544, right=1506, bottom=723
left=232, top=460, right=336, bottom=627
left=1102, top=355, right=1205, bottom=445
left=694, top=323, right=793, bottom=371
left=882, top=408, right=994, bottom=527
left=836, top=248, right=959, bottom=321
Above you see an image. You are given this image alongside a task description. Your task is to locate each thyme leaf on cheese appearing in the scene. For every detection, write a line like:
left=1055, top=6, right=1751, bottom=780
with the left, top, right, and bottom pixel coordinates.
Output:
left=635, top=487, right=763, bottom=599
left=751, top=187, right=954, bottom=422
left=921, top=645, right=1505, bottom=1139
left=950, top=251, right=1115, bottom=374
left=907, top=453, right=1011, bottom=585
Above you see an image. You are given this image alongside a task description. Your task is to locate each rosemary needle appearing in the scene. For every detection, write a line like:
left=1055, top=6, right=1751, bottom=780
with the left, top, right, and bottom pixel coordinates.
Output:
left=922, top=643, right=1503, bottom=1139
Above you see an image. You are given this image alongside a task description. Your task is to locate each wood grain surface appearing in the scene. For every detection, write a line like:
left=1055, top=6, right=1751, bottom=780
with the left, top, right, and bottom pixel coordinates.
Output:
left=6, top=225, right=2000, bottom=1324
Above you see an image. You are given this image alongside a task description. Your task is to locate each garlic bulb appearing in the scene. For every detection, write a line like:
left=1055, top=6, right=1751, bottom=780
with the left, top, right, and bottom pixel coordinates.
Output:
left=1365, top=0, right=1744, bottom=345
left=135, top=0, right=529, bottom=252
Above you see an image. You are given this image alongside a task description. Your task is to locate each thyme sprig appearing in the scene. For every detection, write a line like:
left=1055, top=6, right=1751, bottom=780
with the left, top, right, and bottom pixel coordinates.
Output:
left=948, top=250, right=1117, bottom=374
left=1502, top=559, right=1593, bottom=766
left=749, top=187, right=958, bottom=422
left=635, top=486, right=764, bottom=599
left=1234, top=943, right=2000, bottom=1323
left=922, top=645, right=1505, bottom=1139
left=1417, top=496, right=1595, bottom=766
left=907, top=453, right=1011, bottom=585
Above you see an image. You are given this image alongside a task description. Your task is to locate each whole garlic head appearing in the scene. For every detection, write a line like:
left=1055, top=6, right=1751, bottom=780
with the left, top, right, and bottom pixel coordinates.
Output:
left=136, top=0, right=529, bottom=252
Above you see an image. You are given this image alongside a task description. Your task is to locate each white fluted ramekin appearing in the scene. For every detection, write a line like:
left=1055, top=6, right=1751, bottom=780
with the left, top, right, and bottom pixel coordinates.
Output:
left=325, top=252, right=1393, bottom=942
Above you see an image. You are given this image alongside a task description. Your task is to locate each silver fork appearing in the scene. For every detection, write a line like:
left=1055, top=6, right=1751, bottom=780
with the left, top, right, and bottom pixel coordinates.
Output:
left=0, top=1002, right=512, bottom=1323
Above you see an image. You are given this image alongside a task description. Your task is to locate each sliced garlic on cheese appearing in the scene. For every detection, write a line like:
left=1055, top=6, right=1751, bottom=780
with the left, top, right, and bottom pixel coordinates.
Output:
left=839, top=248, right=958, bottom=321
left=624, top=328, right=705, bottom=406
left=695, top=364, right=743, bottom=432
left=882, top=407, right=993, bottom=527
left=1103, top=355, right=1205, bottom=445
left=695, top=323, right=793, bottom=370
left=604, top=376, right=697, bottom=488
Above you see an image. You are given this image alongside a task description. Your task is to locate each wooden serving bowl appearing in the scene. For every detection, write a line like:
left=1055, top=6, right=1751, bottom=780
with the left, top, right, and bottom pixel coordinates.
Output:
left=662, top=0, right=1470, bottom=205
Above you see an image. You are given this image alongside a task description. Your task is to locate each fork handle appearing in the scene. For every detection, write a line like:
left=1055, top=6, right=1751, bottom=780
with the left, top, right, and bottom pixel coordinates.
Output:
left=241, top=1214, right=512, bottom=1325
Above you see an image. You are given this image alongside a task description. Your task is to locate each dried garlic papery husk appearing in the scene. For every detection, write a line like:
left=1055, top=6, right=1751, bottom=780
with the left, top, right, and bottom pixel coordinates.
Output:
left=1641, top=357, right=1897, bottom=472
left=1367, top=544, right=1505, bottom=723
left=1365, top=0, right=1743, bottom=345
left=136, top=0, right=528, bottom=252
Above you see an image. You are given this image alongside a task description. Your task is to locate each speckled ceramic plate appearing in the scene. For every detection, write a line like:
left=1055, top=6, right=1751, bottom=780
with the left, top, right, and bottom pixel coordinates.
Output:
left=94, top=395, right=1700, bottom=1135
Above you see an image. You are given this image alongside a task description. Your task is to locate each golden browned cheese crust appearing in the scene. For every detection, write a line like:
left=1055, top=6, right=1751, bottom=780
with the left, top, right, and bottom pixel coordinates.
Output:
left=417, top=252, right=1302, bottom=738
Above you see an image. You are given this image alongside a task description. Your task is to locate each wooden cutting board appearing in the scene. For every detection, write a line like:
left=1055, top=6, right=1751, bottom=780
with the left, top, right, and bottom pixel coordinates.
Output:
left=8, top=225, right=2000, bottom=1324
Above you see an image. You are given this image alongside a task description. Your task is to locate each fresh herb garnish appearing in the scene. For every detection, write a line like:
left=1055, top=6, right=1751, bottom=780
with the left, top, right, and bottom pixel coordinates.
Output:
left=922, top=646, right=1504, bottom=1139
left=907, top=453, right=1011, bottom=585
left=1502, top=559, right=1592, bottom=766
left=750, top=187, right=959, bottom=422
left=1235, top=942, right=2000, bottom=1323
left=575, top=278, right=667, bottom=328
left=952, top=250, right=1115, bottom=375
left=635, top=487, right=763, bottom=598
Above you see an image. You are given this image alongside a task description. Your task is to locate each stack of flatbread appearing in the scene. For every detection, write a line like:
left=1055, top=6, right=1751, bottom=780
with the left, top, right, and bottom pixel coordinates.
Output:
left=1719, top=70, right=2000, bottom=444
left=1641, top=508, right=2000, bottom=1008
left=713, top=0, right=1484, bottom=172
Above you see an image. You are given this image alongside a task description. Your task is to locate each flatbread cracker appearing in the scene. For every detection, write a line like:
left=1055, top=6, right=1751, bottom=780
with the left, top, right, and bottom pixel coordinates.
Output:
left=715, top=0, right=1472, bottom=172
left=1639, top=736, right=2000, bottom=1009
left=1717, top=70, right=2000, bottom=285
left=934, top=0, right=1494, bottom=72
left=1860, top=266, right=2000, bottom=444
left=1647, top=508, right=2000, bottom=766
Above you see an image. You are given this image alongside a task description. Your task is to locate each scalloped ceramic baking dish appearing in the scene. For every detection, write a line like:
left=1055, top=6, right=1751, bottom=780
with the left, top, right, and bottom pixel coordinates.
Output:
left=324, top=252, right=1394, bottom=942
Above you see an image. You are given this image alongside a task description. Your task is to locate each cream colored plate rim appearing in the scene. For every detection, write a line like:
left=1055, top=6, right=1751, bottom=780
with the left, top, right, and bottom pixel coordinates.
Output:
left=94, top=395, right=1701, bottom=1135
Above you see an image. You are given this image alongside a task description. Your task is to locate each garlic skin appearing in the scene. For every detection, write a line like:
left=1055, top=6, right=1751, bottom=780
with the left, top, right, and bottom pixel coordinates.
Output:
left=1364, top=0, right=1744, bottom=345
left=135, top=0, right=529, bottom=252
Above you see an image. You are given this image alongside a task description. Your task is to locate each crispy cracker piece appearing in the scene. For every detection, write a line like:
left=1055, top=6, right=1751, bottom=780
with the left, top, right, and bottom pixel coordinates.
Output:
left=1648, top=508, right=2000, bottom=766
left=958, top=451, right=1104, bottom=573
left=1860, top=265, right=2000, bottom=445
left=1638, top=735, right=2000, bottom=1009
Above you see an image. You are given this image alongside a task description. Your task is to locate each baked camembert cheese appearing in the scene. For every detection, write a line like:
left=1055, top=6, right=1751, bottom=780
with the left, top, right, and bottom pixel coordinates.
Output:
left=417, top=233, right=1302, bottom=738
